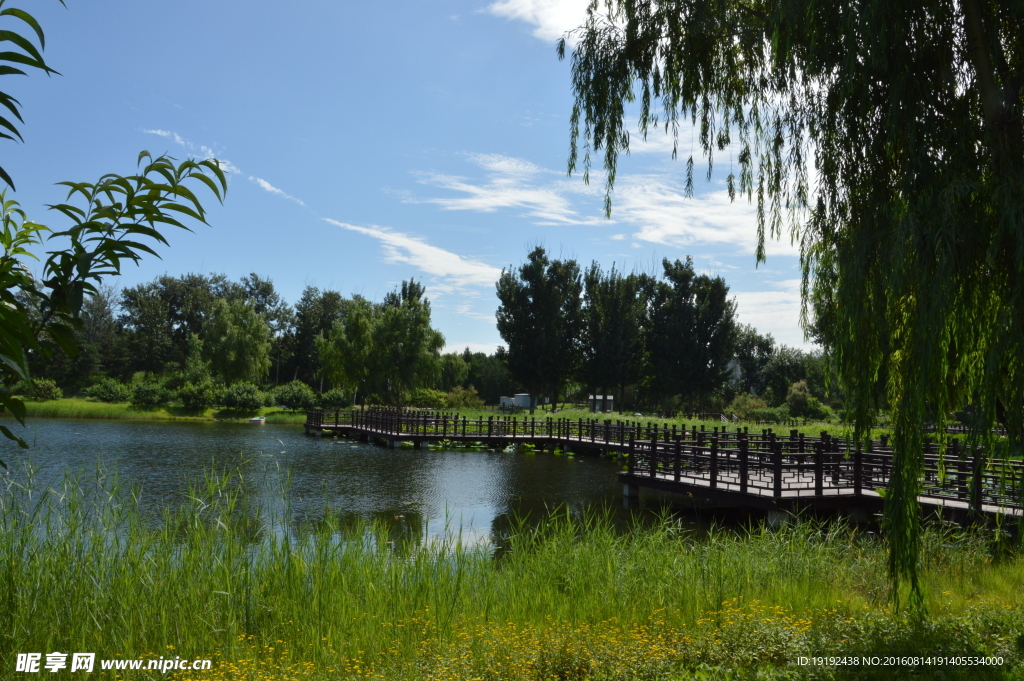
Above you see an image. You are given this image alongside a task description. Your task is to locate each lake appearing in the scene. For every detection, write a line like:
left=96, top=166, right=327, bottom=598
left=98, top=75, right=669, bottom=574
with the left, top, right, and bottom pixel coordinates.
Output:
left=1, top=418, right=665, bottom=545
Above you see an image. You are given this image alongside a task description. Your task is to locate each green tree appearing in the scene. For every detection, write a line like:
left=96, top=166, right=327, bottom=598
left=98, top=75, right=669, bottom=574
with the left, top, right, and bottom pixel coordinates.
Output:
left=288, top=286, right=347, bottom=388
left=462, top=347, right=516, bottom=405
left=318, top=297, right=375, bottom=404
left=438, top=352, right=470, bottom=392
left=581, top=263, right=644, bottom=411
left=203, top=298, right=271, bottom=386
left=319, top=282, right=445, bottom=407
left=239, top=273, right=294, bottom=385
left=369, top=281, right=445, bottom=406
left=273, top=380, right=316, bottom=411
left=557, top=0, right=1024, bottom=602
left=732, top=325, right=776, bottom=397
left=496, top=247, right=583, bottom=412
left=119, top=281, right=174, bottom=378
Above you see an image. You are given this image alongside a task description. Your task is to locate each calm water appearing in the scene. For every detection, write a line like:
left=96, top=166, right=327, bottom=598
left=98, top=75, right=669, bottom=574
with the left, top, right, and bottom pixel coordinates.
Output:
left=1, top=419, right=656, bottom=544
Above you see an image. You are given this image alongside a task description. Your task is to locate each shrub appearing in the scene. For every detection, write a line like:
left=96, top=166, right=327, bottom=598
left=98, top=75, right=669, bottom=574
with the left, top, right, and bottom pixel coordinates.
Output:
left=786, top=380, right=831, bottom=420
left=178, top=380, right=217, bottom=411
left=445, top=385, right=484, bottom=409
left=84, top=378, right=131, bottom=403
left=130, top=383, right=167, bottom=410
left=274, top=380, right=316, bottom=411
left=409, top=387, right=446, bottom=409
left=746, top=405, right=791, bottom=423
left=222, top=382, right=264, bottom=412
left=727, top=392, right=767, bottom=420
left=320, top=388, right=351, bottom=410
left=27, top=378, right=63, bottom=401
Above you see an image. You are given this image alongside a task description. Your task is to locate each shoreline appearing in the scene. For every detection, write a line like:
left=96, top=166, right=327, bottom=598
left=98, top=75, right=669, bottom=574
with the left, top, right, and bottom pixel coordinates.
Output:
left=1, top=398, right=307, bottom=425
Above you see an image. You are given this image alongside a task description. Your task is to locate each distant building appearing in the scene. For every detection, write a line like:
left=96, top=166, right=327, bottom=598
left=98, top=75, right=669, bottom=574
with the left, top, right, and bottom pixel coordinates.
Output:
left=588, top=395, right=614, bottom=413
left=499, top=394, right=534, bottom=409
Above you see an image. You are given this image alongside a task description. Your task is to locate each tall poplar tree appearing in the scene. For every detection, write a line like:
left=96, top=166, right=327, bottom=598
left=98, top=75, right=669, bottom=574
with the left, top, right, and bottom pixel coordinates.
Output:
left=581, top=262, right=645, bottom=411
left=559, top=0, right=1023, bottom=605
left=496, top=247, right=583, bottom=411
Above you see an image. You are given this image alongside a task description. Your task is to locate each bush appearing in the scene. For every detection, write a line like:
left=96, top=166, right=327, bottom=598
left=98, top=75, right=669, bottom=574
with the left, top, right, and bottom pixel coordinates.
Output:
left=409, top=387, right=446, bottom=409
left=320, top=388, right=351, bottom=410
left=445, top=385, right=484, bottom=409
left=727, top=392, right=767, bottom=420
left=222, top=382, right=264, bottom=412
left=130, top=383, right=167, bottom=410
left=274, top=380, right=316, bottom=411
left=786, top=380, right=831, bottom=420
left=26, top=378, right=63, bottom=401
left=178, top=380, right=217, bottom=411
left=746, top=405, right=791, bottom=423
left=84, top=378, right=131, bottom=403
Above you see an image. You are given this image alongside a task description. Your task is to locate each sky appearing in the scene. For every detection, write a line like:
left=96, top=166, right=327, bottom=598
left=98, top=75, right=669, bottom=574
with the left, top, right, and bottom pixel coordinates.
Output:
left=7, top=0, right=813, bottom=353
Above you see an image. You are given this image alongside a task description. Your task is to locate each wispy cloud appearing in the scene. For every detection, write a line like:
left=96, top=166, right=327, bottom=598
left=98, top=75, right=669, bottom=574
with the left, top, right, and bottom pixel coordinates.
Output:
left=141, top=128, right=241, bottom=174
left=615, top=179, right=798, bottom=257
left=323, top=219, right=502, bottom=291
left=414, top=153, right=603, bottom=225
left=487, top=0, right=589, bottom=42
left=142, top=129, right=309, bottom=205
left=415, top=153, right=797, bottom=256
left=249, top=176, right=306, bottom=206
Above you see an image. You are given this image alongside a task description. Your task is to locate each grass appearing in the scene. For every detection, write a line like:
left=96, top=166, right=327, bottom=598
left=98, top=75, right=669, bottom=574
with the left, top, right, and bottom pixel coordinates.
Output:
left=1, top=461, right=1022, bottom=680
left=3, top=398, right=307, bottom=424
left=436, top=405, right=894, bottom=441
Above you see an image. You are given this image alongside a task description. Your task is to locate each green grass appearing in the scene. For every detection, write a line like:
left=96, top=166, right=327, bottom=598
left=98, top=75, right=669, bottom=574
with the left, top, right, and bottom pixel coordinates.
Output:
left=3, top=398, right=307, bottom=424
left=1, top=462, right=1021, bottom=680
left=436, top=405, right=892, bottom=441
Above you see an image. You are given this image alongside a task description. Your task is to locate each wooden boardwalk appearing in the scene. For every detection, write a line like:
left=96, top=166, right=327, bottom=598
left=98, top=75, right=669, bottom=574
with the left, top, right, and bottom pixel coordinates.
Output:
left=305, top=409, right=1023, bottom=518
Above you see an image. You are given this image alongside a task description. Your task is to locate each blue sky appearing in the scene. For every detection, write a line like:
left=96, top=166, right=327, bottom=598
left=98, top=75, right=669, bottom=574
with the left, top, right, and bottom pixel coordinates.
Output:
left=8, top=0, right=812, bottom=353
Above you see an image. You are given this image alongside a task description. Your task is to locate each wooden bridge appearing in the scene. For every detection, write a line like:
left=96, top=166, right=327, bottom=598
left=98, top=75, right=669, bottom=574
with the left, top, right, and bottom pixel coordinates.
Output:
left=305, top=409, right=1023, bottom=518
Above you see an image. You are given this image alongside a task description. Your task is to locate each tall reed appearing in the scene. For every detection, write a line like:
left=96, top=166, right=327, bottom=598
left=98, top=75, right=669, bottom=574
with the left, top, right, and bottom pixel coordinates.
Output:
left=1, top=461, right=1021, bottom=680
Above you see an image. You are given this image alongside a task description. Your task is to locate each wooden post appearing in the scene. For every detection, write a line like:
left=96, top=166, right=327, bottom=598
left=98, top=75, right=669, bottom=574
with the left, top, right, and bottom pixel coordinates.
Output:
left=710, top=436, right=718, bottom=488
left=971, top=448, right=983, bottom=513
left=956, top=439, right=968, bottom=500
left=512, top=417, right=517, bottom=439
left=814, top=442, right=824, bottom=497
left=854, top=448, right=862, bottom=495
left=739, top=435, right=749, bottom=494
left=773, top=441, right=783, bottom=498
left=649, top=437, right=658, bottom=478
left=628, top=435, right=636, bottom=474
left=673, top=435, right=682, bottom=482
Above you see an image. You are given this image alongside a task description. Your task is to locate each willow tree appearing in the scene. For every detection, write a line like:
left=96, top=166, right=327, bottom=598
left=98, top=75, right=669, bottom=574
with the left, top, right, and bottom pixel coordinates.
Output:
left=558, top=0, right=1023, bottom=606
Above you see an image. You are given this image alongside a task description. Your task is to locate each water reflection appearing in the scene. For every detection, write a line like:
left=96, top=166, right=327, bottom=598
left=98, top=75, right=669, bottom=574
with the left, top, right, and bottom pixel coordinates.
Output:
left=2, top=419, right=685, bottom=546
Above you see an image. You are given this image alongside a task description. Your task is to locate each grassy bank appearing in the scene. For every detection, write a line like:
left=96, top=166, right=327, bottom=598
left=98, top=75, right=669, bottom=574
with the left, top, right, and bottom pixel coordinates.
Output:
left=440, top=406, right=891, bottom=441
left=4, top=398, right=307, bottom=424
left=1, top=466, right=1021, bottom=680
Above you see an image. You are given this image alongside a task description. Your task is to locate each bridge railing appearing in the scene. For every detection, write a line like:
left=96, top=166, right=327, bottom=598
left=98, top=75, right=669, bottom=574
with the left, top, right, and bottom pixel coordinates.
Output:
left=304, top=409, right=1022, bottom=510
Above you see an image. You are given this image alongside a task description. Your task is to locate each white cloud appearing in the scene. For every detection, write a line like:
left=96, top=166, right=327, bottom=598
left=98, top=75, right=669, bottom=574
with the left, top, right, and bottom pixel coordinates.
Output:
left=323, top=219, right=503, bottom=290
left=414, top=153, right=603, bottom=225
left=615, top=179, right=798, bottom=257
left=487, top=0, right=589, bottom=42
left=141, top=128, right=241, bottom=174
left=415, top=153, right=798, bottom=256
left=731, top=280, right=813, bottom=349
left=249, top=176, right=306, bottom=206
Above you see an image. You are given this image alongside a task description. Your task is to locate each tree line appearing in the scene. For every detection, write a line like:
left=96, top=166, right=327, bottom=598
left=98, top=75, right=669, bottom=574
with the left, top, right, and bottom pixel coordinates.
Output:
left=21, top=272, right=515, bottom=411
left=496, top=247, right=836, bottom=418
left=23, top=253, right=832, bottom=418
